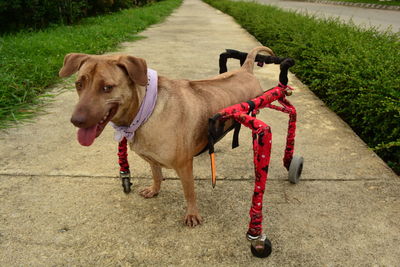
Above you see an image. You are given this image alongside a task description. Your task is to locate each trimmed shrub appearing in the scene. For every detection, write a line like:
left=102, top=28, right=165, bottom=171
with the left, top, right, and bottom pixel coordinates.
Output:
left=0, top=0, right=162, bottom=33
left=204, top=0, right=400, bottom=173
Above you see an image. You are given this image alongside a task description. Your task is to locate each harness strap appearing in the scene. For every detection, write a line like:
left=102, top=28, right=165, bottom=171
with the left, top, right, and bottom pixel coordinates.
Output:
left=247, top=100, right=256, bottom=113
left=231, top=100, right=257, bottom=149
left=232, top=122, right=241, bottom=149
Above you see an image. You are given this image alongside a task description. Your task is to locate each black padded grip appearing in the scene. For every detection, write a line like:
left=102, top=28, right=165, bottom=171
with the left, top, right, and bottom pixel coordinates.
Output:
left=218, top=49, right=295, bottom=84
left=279, top=58, right=295, bottom=86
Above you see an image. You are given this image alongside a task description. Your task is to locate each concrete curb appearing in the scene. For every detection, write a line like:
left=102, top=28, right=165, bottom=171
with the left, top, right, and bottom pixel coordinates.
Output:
left=283, top=0, right=400, bottom=10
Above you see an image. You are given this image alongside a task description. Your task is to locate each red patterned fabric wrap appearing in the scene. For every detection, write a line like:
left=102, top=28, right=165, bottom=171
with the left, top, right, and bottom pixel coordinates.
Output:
left=118, top=137, right=130, bottom=173
left=219, top=87, right=284, bottom=118
left=279, top=98, right=297, bottom=170
left=215, top=85, right=297, bottom=237
left=240, top=113, right=272, bottom=237
left=263, top=99, right=297, bottom=169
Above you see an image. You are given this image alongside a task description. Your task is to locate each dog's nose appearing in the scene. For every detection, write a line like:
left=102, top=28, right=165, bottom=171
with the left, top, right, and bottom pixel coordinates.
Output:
left=70, top=114, right=87, bottom=128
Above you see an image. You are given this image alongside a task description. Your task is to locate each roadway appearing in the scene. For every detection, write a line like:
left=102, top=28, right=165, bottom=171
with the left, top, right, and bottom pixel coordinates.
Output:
left=251, top=0, right=400, bottom=32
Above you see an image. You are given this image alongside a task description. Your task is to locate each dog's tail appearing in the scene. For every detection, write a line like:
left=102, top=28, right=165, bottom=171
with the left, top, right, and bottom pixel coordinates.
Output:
left=241, top=46, right=275, bottom=74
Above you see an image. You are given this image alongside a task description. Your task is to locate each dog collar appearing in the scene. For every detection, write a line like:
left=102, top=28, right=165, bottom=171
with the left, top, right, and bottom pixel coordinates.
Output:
left=111, top=68, right=158, bottom=142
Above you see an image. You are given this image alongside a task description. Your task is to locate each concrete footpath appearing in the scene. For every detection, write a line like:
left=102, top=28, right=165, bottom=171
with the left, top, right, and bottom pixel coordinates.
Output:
left=0, top=0, right=399, bottom=265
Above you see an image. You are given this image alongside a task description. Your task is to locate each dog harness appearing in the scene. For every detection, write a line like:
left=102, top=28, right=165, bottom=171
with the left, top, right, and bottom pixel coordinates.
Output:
left=111, top=68, right=158, bottom=142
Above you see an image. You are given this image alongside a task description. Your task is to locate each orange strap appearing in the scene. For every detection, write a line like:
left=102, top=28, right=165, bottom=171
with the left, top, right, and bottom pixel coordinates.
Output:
left=210, top=153, right=216, bottom=188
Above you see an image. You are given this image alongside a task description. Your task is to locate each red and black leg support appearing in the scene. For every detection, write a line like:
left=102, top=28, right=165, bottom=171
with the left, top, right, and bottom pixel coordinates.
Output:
left=118, top=137, right=132, bottom=193
left=279, top=98, right=297, bottom=170
left=229, top=113, right=272, bottom=237
left=209, top=84, right=298, bottom=253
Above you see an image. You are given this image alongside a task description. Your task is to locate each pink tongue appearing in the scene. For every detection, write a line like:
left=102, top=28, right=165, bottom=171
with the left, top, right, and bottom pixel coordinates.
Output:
left=77, top=124, right=98, bottom=146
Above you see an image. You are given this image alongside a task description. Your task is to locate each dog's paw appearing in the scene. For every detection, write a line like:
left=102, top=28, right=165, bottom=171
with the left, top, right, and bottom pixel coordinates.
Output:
left=184, top=214, right=203, bottom=227
left=139, top=187, right=159, bottom=198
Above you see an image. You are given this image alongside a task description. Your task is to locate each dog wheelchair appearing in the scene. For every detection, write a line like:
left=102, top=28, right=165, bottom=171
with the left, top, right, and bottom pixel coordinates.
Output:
left=116, top=49, right=303, bottom=258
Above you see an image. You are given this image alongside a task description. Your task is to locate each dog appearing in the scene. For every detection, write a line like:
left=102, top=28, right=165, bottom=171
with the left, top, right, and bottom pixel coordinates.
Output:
left=59, top=46, right=274, bottom=227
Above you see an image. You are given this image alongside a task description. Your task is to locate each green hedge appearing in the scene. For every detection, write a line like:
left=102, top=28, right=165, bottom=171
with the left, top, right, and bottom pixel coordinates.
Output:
left=0, top=0, right=162, bottom=33
left=204, top=0, right=400, bottom=173
left=0, top=0, right=181, bottom=128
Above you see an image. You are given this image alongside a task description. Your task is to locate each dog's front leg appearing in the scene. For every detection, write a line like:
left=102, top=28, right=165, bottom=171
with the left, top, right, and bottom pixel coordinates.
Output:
left=175, top=159, right=203, bottom=227
left=139, top=163, right=163, bottom=198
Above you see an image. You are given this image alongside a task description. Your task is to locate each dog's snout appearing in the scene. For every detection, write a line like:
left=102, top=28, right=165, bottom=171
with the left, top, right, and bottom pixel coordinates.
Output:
left=70, top=114, right=87, bottom=128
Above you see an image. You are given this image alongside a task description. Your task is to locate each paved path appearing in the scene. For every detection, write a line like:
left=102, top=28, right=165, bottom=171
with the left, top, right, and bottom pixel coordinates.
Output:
left=0, top=0, right=399, bottom=265
left=250, top=0, right=400, bottom=32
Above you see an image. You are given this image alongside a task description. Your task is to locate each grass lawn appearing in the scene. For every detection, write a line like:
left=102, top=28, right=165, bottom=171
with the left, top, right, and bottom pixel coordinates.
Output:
left=0, top=0, right=182, bottom=129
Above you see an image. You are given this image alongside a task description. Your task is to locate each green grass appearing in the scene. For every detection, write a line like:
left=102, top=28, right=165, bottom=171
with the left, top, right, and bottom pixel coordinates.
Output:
left=0, top=0, right=182, bottom=128
left=203, top=0, right=400, bottom=173
left=327, top=0, right=400, bottom=6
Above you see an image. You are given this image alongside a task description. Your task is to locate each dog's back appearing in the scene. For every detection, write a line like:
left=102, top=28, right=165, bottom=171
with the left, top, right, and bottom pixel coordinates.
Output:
left=135, top=46, right=273, bottom=162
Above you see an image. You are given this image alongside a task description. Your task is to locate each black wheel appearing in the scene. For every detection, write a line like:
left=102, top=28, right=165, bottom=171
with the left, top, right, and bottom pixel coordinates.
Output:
left=288, top=155, right=303, bottom=184
left=122, top=177, right=132, bottom=194
left=250, top=237, right=272, bottom=258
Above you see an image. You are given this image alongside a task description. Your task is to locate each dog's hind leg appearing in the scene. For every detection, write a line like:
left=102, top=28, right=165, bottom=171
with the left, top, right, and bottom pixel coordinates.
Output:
left=175, top=159, right=203, bottom=227
left=139, top=163, right=163, bottom=198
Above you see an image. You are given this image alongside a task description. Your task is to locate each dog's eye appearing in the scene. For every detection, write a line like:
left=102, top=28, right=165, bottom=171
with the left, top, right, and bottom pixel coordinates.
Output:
left=75, top=81, right=82, bottom=90
left=103, top=85, right=113, bottom=93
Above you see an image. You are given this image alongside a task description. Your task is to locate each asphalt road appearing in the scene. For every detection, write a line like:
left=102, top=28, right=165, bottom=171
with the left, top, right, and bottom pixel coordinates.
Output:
left=251, top=0, right=400, bottom=32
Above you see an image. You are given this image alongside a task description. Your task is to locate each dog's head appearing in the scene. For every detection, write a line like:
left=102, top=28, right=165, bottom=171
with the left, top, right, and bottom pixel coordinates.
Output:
left=59, top=53, right=148, bottom=146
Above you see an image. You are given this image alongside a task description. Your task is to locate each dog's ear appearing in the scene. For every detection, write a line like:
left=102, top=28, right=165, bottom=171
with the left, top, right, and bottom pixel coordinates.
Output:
left=117, top=55, right=148, bottom=86
left=59, top=53, right=89, bottom=77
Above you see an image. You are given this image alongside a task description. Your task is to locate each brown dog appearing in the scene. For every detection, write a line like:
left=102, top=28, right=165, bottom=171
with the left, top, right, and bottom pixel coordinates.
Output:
left=59, top=46, right=274, bottom=227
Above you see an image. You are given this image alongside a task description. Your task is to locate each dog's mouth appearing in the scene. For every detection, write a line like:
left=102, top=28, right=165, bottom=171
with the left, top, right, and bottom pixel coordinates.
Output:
left=77, top=105, right=118, bottom=146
